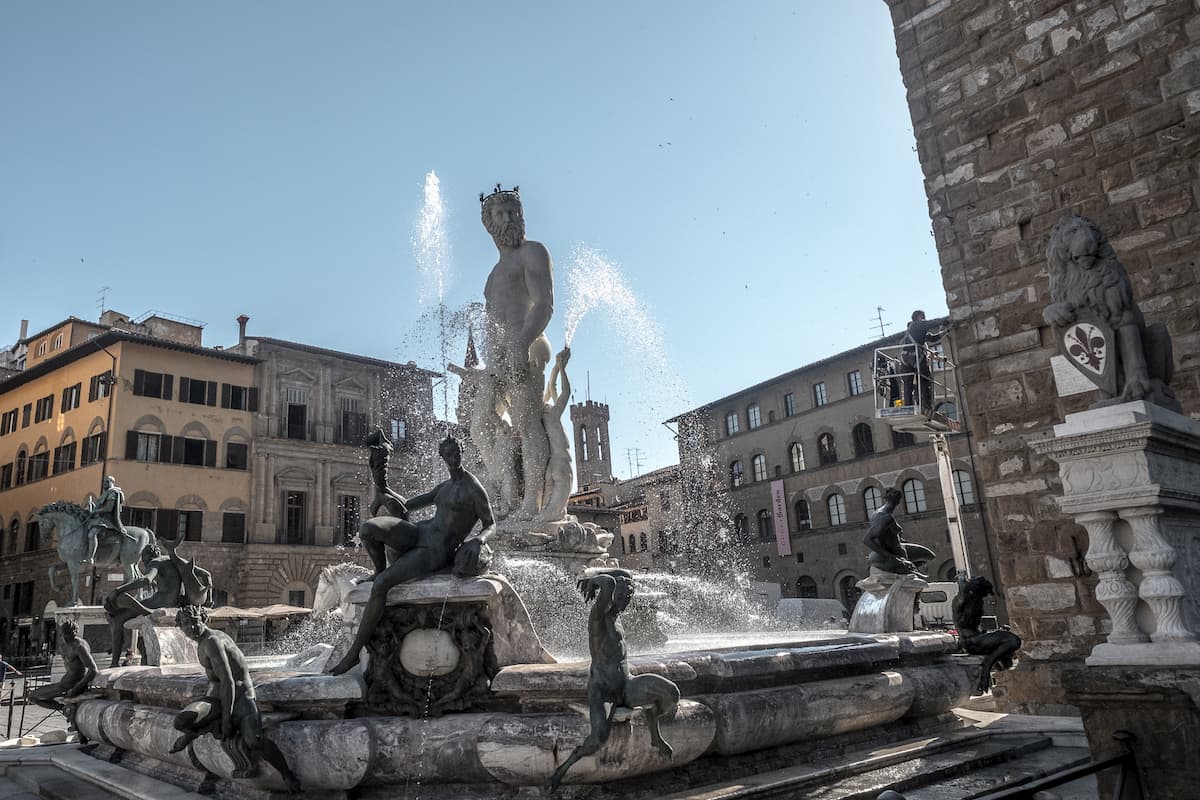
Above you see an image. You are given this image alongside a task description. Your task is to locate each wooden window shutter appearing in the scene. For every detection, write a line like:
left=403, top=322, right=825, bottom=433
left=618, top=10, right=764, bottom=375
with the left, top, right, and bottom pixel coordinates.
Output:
left=173, top=437, right=186, bottom=464
left=248, top=388, right=259, bottom=412
left=204, top=440, right=216, bottom=467
left=221, top=383, right=231, bottom=408
left=133, top=369, right=146, bottom=396
left=125, top=430, right=138, bottom=460
left=179, top=377, right=190, bottom=401
left=207, top=381, right=217, bottom=406
left=163, top=375, right=174, bottom=401
left=158, top=435, right=173, bottom=464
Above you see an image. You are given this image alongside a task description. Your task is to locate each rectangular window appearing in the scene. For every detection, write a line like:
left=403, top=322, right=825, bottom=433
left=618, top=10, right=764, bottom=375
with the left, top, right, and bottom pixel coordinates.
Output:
left=182, top=438, right=207, bottom=466
left=27, top=451, right=49, bottom=481
left=128, top=507, right=155, bottom=528
left=747, top=404, right=761, bottom=429
left=339, top=397, right=366, bottom=445
left=783, top=392, right=796, bottom=417
left=52, top=442, right=77, bottom=474
left=132, top=369, right=173, bottom=400
left=337, top=495, right=360, bottom=545
left=60, top=383, right=82, bottom=413
left=34, top=395, right=54, bottom=423
left=761, top=556, right=770, bottom=568
left=284, top=491, right=306, bottom=544
left=179, top=376, right=216, bottom=406
left=837, top=542, right=848, bottom=556
left=288, top=589, right=307, bottom=608
left=21, top=403, right=31, bottom=428
left=389, top=418, right=406, bottom=442
left=0, top=463, right=11, bottom=490
left=88, top=371, right=113, bottom=402
left=135, top=432, right=161, bottom=462
left=847, top=370, right=863, bottom=396
left=285, top=388, right=308, bottom=440
left=226, top=442, right=248, bottom=470
left=221, top=512, right=246, bottom=544
left=178, top=510, right=202, bottom=541
left=81, top=432, right=106, bottom=466
left=0, top=409, right=16, bottom=436
left=812, top=382, right=827, bottom=407
left=221, top=383, right=257, bottom=411
left=725, top=411, right=740, bottom=436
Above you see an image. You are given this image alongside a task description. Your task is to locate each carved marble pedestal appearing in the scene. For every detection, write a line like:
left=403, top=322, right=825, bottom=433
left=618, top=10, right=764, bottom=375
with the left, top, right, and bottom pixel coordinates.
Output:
left=1031, top=401, right=1200, bottom=665
left=345, top=574, right=554, bottom=717
left=130, top=609, right=198, bottom=666
left=848, top=569, right=927, bottom=634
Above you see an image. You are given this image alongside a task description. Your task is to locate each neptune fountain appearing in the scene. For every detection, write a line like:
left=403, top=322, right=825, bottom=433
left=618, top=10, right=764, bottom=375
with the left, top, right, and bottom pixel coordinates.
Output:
left=64, top=183, right=980, bottom=798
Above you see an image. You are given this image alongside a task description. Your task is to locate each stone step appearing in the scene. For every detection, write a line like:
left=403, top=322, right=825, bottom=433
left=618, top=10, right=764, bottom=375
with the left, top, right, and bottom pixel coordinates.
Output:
left=901, top=747, right=1095, bottom=800
left=8, top=764, right=130, bottom=800
left=665, top=732, right=1059, bottom=799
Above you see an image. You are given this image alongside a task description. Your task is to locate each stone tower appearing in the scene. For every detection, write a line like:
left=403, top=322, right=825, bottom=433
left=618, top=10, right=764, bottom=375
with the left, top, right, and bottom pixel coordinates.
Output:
left=570, top=400, right=612, bottom=487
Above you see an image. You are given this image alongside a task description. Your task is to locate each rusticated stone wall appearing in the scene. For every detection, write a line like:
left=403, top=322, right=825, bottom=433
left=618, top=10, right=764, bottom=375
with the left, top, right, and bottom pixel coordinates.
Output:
left=885, top=0, right=1200, bottom=713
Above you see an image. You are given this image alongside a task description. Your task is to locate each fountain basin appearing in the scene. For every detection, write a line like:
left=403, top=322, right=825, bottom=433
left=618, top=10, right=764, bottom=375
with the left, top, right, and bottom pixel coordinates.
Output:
left=73, top=631, right=975, bottom=795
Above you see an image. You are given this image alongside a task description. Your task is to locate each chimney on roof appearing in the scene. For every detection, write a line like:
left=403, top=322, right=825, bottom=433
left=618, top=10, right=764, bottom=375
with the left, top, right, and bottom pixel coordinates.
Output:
left=237, top=315, right=249, bottom=346
left=19, top=320, right=28, bottom=342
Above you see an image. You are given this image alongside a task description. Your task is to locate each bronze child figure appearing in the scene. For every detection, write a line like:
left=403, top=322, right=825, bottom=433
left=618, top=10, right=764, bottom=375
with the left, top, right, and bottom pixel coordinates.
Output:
left=547, top=569, right=680, bottom=791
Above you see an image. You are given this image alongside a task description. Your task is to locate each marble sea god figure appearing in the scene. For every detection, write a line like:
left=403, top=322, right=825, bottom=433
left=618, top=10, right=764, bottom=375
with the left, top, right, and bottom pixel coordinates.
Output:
left=547, top=569, right=680, bottom=791
left=28, top=619, right=96, bottom=727
left=38, top=482, right=156, bottom=607
left=104, top=538, right=213, bottom=668
left=952, top=572, right=1021, bottom=695
left=479, top=184, right=558, bottom=522
left=170, top=605, right=301, bottom=792
left=537, top=346, right=573, bottom=524
left=329, top=434, right=496, bottom=676
left=863, top=488, right=935, bottom=578
left=1043, top=212, right=1182, bottom=412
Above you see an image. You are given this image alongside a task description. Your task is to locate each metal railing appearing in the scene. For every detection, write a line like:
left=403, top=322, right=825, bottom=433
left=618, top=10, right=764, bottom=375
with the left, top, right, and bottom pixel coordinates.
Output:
left=2, top=663, right=56, bottom=740
left=972, top=730, right=1143, bottom=800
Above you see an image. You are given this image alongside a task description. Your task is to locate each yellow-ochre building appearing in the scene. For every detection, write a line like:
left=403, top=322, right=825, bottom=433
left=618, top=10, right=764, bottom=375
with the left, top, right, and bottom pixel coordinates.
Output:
left=0, top=310, right=437, bottom=657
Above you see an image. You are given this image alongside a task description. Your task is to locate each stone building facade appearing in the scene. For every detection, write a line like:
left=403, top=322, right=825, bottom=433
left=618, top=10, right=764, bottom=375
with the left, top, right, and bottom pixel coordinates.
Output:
left=0, top=311, right=437, bottom=657
left=885, top=0, right=1200, bottom=712
left=673, top=329, right=998, bottom=615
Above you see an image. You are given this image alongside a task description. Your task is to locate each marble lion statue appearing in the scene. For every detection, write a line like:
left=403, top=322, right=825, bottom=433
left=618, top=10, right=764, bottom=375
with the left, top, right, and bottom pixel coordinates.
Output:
left=1042, top=212, right=1181, bottom=412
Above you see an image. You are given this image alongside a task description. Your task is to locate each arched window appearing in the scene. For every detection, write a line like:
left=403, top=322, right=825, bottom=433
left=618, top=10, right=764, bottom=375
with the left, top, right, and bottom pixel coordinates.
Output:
left=627, top=534, right=635, bottom=553
left=596, top=427, right=605, bottom=461
left=725, top=411, right=740, bottom=436
left=730, top=460, right=744, bottom=488
left=581, top=426, right=589, bottom=462
left=53, top=333, right=64, bottom=350
left=618, top=535, right=625, bottom=554
left=747, top=403, right=762, bottom=429
left=25, top=519, right=40, bottom=551
left=851, top=423, right=874, bottom=458
left=795, top=499, right=811, bottom=530
left=953, top=470, right=976, bottom=506
left=789, top=442, right=805, bottom=472
left=903, top=479, right=928, bottom=513
left=863, top=486, right=884, bottom=516
left=15, top=449, right=27, bottom=485
left=827, top=493, right=847, bottom=526
left=839, top=575, right=863, bottom=611
left=756, top=509, right=773, bottom=542
left=639, top=531, right=649, bottom=551
left=751, top=454, right=768, bottom=482
left=796, top=575, right=819, bottom=599
left=733, top=513, right=748, bottom=543
left=6, top=519, right=18, bottom=555
left=818, top=433, right=837, bottom=465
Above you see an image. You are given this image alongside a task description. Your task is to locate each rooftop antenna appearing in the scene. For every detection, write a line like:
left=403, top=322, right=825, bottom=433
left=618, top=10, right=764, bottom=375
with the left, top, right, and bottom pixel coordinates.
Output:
left=625, top=447, right=644, bottom=478
left=870, top=306, right=892, bottom=338
left=97, top=286, right=111, bottom=319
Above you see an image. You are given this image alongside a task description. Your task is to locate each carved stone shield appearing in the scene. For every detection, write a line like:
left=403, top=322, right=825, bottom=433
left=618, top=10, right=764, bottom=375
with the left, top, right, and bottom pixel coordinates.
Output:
left=1055, top=311, right=1117, bottom=395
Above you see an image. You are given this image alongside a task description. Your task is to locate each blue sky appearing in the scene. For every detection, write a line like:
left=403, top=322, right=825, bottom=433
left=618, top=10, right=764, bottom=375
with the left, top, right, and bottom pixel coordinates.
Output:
left=0, top=2, right=944, bottom=477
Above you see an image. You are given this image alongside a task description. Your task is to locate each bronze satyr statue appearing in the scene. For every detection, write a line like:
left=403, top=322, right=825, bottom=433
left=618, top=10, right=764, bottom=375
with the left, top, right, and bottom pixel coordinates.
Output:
left=547, top=569, right=680, bottom=791
left=1043, top=212, right=1181, bottom=412
left=863, top=488, right=935, bottom=578
left=953, top=573, right=1021, bottom=695
left=104, top=538, right=213, bottom=667
left=170, top=605, right=301, bottom=792
left=328, top=434, right=495, bottom=676
left=29, top=619, right=96, bottom=727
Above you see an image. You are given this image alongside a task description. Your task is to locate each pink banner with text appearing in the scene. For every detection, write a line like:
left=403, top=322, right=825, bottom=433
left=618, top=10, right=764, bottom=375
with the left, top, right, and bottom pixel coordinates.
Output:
left=771, top=479, right=791, bottom=556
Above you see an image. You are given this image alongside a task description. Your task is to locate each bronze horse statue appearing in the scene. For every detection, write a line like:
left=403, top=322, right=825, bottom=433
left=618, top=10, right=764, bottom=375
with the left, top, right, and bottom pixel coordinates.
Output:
left=37, top=501, right=156, bottom=607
